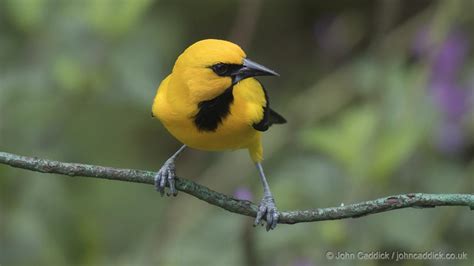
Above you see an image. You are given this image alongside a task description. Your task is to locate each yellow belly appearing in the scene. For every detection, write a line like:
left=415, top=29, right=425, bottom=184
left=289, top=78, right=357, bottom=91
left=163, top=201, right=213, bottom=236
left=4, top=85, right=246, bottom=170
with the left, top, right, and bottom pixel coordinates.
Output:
left=162, top=114, right=260, bottom=152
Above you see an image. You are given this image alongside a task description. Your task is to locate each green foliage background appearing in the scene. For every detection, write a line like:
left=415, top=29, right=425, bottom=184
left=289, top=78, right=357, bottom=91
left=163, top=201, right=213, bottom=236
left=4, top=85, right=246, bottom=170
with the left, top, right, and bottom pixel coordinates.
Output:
left=0, top=0, right=473, bottom=265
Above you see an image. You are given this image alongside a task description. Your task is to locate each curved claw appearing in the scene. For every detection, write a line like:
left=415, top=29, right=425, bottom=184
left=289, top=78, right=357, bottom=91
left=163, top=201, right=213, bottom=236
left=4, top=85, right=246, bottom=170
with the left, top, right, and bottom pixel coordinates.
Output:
left=154, top=160, right=177, bottom=197
left=254, top=196, right=279, bottom=231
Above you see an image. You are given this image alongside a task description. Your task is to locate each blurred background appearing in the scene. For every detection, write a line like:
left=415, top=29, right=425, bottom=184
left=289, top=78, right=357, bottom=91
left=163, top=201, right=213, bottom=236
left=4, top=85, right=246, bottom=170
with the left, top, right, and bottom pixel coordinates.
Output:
left=1, top=0, right=473, bottom=265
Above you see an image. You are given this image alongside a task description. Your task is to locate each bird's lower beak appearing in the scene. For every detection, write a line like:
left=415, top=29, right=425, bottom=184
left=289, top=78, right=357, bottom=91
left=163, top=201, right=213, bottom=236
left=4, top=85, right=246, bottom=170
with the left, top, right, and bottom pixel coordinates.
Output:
left=232, top=58, right=279, bottom=84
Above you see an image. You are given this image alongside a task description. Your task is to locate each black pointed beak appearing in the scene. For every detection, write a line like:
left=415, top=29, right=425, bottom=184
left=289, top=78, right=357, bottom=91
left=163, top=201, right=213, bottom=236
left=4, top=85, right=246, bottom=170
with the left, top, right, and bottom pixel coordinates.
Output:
left=232, top=58, right=279, bottom=84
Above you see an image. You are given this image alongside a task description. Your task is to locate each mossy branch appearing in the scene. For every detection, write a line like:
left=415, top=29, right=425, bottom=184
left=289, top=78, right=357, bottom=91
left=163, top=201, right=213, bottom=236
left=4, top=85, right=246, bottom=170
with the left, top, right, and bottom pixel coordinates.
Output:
left=1, top=151, right=473, bottom=224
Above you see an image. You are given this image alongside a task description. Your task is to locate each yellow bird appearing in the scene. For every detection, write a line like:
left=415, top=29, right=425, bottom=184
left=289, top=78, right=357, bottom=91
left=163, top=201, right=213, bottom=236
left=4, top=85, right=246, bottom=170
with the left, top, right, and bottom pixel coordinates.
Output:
left=151, top=39, right=286, bottom=230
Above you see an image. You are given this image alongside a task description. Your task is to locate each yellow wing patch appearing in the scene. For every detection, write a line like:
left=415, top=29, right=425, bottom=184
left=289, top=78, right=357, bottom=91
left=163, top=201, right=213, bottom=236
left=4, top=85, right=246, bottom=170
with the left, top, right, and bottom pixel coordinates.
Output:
left=232, top=78, right=267, bottom=126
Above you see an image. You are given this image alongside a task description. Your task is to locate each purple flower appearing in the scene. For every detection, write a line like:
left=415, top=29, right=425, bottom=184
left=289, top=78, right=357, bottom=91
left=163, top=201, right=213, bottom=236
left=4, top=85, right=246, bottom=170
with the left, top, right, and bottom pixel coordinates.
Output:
left=412, top=27, right=469, bottom=75
left=431, top=29, right=469, bottom=84
left=431, top=82, right=469, bottom=120
left=233, top=187, right=253, bottom=201
left=415, top=26, right=472, bottom=154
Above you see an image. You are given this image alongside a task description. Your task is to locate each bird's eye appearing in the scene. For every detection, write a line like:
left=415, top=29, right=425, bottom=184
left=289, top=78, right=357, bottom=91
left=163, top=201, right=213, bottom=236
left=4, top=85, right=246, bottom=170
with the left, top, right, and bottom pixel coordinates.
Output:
left=212, top=63, right=229, bottom=76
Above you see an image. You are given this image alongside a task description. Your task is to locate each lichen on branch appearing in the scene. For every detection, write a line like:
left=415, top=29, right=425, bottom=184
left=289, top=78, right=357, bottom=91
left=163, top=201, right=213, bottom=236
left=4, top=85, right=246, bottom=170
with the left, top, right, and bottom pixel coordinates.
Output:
left=0, top=151, right=472, bottom=224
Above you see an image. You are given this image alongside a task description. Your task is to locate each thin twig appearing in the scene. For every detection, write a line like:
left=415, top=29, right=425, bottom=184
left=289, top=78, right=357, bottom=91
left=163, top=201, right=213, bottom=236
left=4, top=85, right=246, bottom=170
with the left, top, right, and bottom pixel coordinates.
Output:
left=0, top=151, right=472, bottom=224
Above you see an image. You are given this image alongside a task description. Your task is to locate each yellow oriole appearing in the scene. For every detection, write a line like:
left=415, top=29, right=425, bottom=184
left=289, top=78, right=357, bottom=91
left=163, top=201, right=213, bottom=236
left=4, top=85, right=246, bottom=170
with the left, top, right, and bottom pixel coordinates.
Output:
left=151, top=39, right=286, bottom=230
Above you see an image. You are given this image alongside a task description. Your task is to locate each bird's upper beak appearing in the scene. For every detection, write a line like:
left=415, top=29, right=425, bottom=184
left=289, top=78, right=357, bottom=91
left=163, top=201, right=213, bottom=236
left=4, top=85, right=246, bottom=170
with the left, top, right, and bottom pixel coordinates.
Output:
left=232, top=58, right=279, bottom=84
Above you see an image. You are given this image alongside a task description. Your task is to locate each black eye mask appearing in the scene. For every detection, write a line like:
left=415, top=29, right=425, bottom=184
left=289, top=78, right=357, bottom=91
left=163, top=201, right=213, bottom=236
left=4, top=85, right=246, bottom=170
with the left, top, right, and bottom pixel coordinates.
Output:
left=210, top=63, right=242, bottom=77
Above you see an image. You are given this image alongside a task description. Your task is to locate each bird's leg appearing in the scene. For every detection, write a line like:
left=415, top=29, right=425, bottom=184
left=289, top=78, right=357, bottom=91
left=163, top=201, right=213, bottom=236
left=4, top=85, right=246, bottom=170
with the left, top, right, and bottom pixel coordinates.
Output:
left=254, top=162, right=279, bottom=231
left=154, top=145, right=186, bottom=196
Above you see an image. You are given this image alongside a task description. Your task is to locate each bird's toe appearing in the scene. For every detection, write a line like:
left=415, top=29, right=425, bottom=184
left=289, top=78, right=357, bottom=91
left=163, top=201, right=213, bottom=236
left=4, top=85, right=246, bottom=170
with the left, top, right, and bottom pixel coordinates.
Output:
left=254, top=196, right=279, bottom=231
left=254, top=204, right=266, bottom=227
left=154, top=171, right=163, bottom=193
left=154, top=161, right=178, bottom=197
left=167, top=168, right=177, bottom=196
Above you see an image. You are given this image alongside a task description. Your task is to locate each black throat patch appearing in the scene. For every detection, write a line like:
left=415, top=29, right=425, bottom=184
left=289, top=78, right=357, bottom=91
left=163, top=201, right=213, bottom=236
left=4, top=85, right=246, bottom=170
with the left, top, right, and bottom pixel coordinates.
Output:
left=193, top=86, right=234, bottom=132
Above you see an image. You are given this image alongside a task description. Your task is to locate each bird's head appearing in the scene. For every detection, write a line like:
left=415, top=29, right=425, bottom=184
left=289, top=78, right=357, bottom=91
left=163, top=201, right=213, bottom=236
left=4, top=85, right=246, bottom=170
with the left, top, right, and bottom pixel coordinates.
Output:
left=172, top=39, right=279, bottom=102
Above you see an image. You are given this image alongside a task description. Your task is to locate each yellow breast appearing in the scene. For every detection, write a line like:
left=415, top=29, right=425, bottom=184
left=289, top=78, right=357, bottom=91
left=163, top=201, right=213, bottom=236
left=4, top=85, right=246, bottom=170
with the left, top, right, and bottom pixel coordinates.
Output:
left=152, top=75, right=265, bottom=161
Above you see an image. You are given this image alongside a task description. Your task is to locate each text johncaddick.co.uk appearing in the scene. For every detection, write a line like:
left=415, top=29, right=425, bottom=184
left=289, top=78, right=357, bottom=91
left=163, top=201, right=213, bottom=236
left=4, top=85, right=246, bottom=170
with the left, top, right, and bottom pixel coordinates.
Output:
left=325, top=251, right=468, bottom=261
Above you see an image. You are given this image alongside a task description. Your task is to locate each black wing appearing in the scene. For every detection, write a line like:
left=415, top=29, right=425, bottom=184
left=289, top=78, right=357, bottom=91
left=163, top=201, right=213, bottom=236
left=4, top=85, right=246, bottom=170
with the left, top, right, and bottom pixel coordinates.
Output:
left=252, top=82, right=286, bottom=132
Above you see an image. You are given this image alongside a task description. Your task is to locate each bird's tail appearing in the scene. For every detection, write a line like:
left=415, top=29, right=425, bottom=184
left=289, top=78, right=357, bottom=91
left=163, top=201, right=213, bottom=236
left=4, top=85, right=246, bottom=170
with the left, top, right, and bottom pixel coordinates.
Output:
left=269, top=109, right=287, bottom=125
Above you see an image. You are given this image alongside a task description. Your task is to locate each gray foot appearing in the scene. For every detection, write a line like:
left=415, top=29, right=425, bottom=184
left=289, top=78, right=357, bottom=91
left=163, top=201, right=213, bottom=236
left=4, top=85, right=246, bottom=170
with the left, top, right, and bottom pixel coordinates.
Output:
left=254, top=196, right=279, bottom=231
left=154, top=159, right=177, bottom=196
